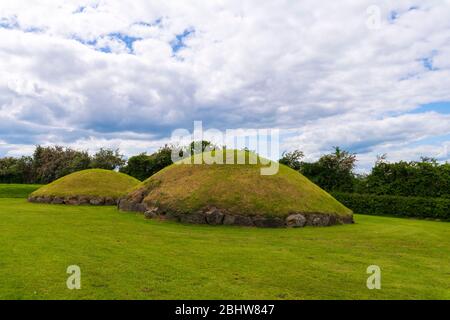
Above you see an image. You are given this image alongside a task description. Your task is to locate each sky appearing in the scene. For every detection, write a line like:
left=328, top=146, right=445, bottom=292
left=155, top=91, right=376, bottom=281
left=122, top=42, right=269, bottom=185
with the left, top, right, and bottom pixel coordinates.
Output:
left=0, top=0, right=449, bottom=171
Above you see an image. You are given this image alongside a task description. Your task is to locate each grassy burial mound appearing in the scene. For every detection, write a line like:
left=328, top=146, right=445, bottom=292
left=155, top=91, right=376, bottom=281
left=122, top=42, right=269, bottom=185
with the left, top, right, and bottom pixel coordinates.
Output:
left=119, top=151, right=353, bottom=227
left=29, top=169, right=140, bottom=205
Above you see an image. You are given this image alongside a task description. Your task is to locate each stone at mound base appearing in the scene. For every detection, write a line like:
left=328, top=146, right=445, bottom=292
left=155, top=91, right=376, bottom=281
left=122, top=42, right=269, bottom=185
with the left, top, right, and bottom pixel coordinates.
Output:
left=119, top=203, right=354, bottom=228
left=118, top=151, right=354, bottom=228
left=28, top=195, right=119, bottom=206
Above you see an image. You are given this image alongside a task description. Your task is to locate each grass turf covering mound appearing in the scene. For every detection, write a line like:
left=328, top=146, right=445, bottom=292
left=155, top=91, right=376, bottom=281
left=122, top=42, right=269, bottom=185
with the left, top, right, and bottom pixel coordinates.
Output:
left=119, top=150, right=353, bottom=227
left=28, top=169, right=140, bottom=205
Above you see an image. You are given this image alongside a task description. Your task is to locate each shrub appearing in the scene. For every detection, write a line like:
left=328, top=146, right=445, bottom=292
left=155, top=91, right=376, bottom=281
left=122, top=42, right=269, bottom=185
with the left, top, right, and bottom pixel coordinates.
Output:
left=0, top=156, right=34, bottom=184
left=332, top=192, right=450, bottom=221
left=32, top=146, right=91, bottom=184
left=90, top=148, right=125, bottom=170
left=120, top=145, right=173, bottom=181
left=279, top=150, right=304, bottom=171
left=361, top=158, right=450, bottom=198
left=300, top=147, right=356, bottom=193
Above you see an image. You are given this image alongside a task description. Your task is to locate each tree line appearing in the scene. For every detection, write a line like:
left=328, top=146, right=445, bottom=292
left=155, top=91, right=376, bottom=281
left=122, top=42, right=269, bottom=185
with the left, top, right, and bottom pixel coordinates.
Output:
left=1, top=143, right=448, bottom=198
left=0, top=142, right=201, bottom=184
left=0, top=146, right=126, bottom=184
left=279, top=148, right=450, bottom=198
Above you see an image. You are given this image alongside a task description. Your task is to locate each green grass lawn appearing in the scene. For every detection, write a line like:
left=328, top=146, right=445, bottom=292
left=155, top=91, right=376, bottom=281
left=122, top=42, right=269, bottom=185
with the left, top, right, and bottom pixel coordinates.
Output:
left=0, top=184, right=42, bottom=198
left=0, top=198, right=448, bottom=300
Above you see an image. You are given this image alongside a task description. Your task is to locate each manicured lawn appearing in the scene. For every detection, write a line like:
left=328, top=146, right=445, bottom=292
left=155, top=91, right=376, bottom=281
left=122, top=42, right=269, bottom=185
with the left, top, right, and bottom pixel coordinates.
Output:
left=0, top=184, right=42, bottom=198
left=0, top=198, right=448, bottom=299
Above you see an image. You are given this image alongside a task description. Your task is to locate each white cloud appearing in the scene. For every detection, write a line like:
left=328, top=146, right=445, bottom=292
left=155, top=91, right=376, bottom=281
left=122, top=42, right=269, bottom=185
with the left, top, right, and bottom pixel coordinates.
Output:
left=0, top=0, right=449, bottom=170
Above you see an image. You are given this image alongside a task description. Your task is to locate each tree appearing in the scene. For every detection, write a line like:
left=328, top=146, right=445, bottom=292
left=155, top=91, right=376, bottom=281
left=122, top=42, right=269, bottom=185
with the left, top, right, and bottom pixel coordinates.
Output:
left=120, top=145, right=174, bottom=181
left=190, top=140, right=212, bottom=154
left=32, top=145, right=91, bottom=183
left=279, top=150, right=304, bottom=171
left=120, top=153, right=153, bottom=181
left=364, top=157, right=450, bottom=197
left=0, top=156, right=33, bottom=183
left=148, top=145, right=173, bottom=175
left=90, top=148, right=125, bottom=170
left=300, top=147, right=357, bottom=192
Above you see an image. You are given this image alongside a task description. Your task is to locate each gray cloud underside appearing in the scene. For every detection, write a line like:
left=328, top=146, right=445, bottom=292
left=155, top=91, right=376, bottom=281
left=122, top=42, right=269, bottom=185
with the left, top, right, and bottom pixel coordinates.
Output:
left=0, top=0, right=450, bottom=169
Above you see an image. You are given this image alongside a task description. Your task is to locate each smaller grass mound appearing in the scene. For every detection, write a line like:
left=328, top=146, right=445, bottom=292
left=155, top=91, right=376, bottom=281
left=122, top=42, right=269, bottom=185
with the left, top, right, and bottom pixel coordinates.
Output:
left=29, top=169, right=139, bottom=205
left=0, top=184, right=42, bottom=198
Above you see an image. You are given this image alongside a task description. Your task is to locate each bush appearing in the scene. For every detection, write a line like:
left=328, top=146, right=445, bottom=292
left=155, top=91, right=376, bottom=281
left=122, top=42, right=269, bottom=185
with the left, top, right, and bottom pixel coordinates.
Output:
left=32, top=146, right=91, bottom=184
left=279, top=150, right=304, bottom=171
left=0, top=157, right=34, bottom=184
left=300, top=147, right=356, bottom=193
left=361, top=159, right=450, bottom=198
left=332, top=192, right=450, bottom=221
left=90, top=148, right=125, bottom=170
left=120, top=145, right=173, bottom=181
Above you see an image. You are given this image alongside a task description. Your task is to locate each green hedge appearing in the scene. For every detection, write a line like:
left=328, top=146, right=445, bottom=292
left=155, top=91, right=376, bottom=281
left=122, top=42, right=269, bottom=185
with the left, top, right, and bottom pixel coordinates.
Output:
left=332, top=192, right=450, bottom=221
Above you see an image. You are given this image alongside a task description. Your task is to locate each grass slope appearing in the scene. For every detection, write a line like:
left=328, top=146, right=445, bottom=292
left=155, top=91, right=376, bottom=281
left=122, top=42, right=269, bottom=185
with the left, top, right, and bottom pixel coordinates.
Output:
left=31, top=169, right=139, bottom=199
left=0, top=184, right=42, bottom=198
left=132, top=150, right=352, bottom=217
left=1, top=198, right=448, bottom=299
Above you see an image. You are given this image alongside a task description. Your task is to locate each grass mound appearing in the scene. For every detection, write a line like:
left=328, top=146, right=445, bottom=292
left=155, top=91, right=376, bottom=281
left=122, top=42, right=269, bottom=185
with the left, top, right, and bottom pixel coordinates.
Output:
left=120, top=150, right=353, bottom=227
left=29, top=169, right=139, bottom=205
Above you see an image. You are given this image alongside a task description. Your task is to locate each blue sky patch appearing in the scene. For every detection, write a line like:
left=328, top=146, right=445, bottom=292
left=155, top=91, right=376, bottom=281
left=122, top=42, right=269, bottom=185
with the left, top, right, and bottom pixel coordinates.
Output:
left=171, top=28, right=195, bottom=54
left=413, top=101, right=450, bottom=114
left=73, top=6, right=86, bottom=14
left=418, top=50, right=438, bottom=71
left=109, top=33, right=141, bottom=52
left=388, top=11, right=399, bottom=22
left=0, top=16, right=19, bottom=29
left=421, top=57, right=435, bottom=71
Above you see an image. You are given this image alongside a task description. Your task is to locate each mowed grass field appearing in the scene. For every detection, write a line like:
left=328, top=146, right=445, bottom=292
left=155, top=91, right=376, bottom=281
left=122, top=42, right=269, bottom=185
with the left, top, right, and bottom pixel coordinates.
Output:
left=0, top=184, right=41, bottom=198
left=0, top=186, right=449, bottom=299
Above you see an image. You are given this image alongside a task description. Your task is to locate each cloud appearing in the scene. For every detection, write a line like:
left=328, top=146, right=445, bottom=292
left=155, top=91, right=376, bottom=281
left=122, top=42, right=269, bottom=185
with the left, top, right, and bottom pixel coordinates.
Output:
left=0, top=0, right=449, bottom=169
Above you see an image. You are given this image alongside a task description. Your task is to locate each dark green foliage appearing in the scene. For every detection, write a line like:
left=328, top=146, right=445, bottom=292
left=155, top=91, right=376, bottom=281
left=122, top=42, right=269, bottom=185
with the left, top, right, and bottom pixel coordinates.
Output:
left=189, top=140, right=212, bottom=154
left=0, top=156, right=34, bottom=183
left=120, top=145, right=173, bottom=181
left=333, top=192, right=450, bottom=220
left=119, top=154, right=153, bottom=181
left=300, top=147, right=356, bottom=193
left=360, top=158, right=450, bottom=198
left=279, top=150, right=304, bottom=171
left=149, top=145, right=173, bottom=173
left=2, top=141, right=449, bottom=203
left=280, top=148, right=449, bottom=198
left=90, top=148, right=125, bottom=170
left=0, top=146, right=128, bottom=184
left=32, top=146, right=91, bottom=184
left=0, top=146, right=92, bottom=184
